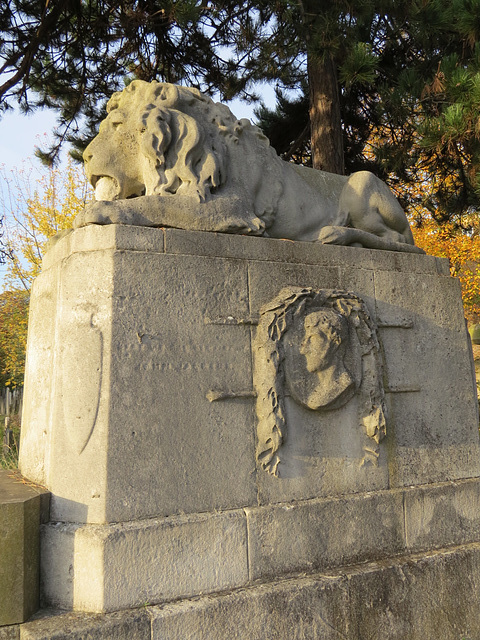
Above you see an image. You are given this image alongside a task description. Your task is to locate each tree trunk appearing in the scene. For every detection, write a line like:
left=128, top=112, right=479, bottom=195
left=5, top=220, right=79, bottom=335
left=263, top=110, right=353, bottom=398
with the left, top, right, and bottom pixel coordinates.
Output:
left=307, top=53, right=344, bottom=175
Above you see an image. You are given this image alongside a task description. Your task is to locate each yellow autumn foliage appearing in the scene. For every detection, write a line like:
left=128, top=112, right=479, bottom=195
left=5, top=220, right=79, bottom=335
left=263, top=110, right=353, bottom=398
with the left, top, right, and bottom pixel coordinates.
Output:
left=0, top=159, right=92, bottom=385
left=0, top=289, right=29, bottom=387
left=2, top=158, right=91, bottom=290
left=412, top=217, right=480, bottom=323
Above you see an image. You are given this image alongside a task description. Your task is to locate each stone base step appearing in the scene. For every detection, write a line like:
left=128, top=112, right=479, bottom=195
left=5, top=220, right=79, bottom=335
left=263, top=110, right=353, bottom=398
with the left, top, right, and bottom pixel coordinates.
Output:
left=41, top=477, right=480, bottom=613
left=4, top=542, right=480, bottom=640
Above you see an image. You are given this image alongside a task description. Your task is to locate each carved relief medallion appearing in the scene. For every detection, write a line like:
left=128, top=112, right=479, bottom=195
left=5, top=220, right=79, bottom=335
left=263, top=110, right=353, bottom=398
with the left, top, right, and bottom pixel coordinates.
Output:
left=253, top=287, right=386, bottom=476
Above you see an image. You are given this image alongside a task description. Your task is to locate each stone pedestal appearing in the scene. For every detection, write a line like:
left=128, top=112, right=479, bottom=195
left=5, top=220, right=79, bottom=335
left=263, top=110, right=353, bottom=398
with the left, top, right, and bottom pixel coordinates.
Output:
left=13, top=225, right=480, bottom=637
left=0, top=471, right=49, bottom=626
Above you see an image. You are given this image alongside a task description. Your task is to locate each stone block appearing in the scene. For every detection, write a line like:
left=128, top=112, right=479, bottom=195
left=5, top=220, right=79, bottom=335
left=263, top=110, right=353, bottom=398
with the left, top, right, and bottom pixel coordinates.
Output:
left=247, top=258, right=390, bottom=504
left=6, top=540, right=480, bottom=638
left=164, top=227, right=381, bottom=270
left=347, top=543, right=480, bottom=640
left=374, top=270, right=480, bottom=486
left=102, top=251, right=256, bottom=522
left=19, top=265, right=60, bottom=488
left=151, top=574, right=350, bottom=640
left=41, top=509, right=248, bottom=613
left=163, top=228, right=443, bottom=275
left=21, top=227, right=479, bottom=522
left=254, top=395, right=390, bottom=506
left=22, top=248, right=115, bottom=523
left=18, top=227, right=480, bottom=615
left=19, top=609, right=151, bottom=640
left=0, top=471, right=50, bottom=626
left=384, top=248, right=443, bottom=275
left=404, top=477, right=480, bottom=552
left=41, top=224, right=165, bottom=271
left=150, top=542, right=480, bottom=640
left=21, top=236, right=257, bottom=524
left=436, top=256, right=451, bottom=275
left=246, top=489, right=405, bottom=581
left=70, top=223, right=165, bottom=256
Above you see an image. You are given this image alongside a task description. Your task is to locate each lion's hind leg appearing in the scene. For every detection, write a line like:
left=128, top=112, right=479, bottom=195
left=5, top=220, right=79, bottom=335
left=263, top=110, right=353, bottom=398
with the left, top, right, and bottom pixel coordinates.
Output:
left=318, top=225, right=424, bottom=253
left=339, top=171, right=416, bottom=246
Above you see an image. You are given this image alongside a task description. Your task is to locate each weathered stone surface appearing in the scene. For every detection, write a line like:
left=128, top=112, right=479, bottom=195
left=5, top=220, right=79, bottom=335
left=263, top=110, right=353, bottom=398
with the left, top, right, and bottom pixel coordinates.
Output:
left=163, top=228, right=442, bottom=272
left=246, top=489, right=405, bottom=580
left=19, top=608, right=151, bottom=640
left=348, top=544, right=480, bottom=639
left=21, top=243, right=257, bottom=524
left=151, top=542, right=480, bottom=639
left=42, top=224, right=165, bottom=271
left=104, top=251, right=255, bottom=522
left=18, top=226, right=480, bottom=615
left=48, top=225, right=444, bottom=277
left=404, top=477, right=480, bottom=551
left=165, top=227, right=379, bottom=268
left=21, top=227, right=474, bottom=521
left=4, top=539, right=480, bottom=638
left=0, top=471, right=50, bottom=626
left=247, top=258, right=390, bottom=503
left=435, top=256, right=451, bottom=275
left=39, top=478, right=480, bottom=613
left=151, top=574, right=350, bottom=640
left=19, top=265, right=60, bottom=488
left=41, top=510, right=248, bottom=613
left=375, top=270, right=480, bottom=486
left=0, top=626, right=19, bottom=640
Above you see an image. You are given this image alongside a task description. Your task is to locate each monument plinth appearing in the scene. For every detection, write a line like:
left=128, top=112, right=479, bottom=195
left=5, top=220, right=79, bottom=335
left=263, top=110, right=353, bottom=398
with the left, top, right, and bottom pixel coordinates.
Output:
left=16, top=225, right=480, bottom=625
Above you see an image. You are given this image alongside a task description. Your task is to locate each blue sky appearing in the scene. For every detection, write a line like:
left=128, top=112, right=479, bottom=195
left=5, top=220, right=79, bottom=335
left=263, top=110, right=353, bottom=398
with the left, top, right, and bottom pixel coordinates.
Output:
left=0, top=109, right=59, bottom=171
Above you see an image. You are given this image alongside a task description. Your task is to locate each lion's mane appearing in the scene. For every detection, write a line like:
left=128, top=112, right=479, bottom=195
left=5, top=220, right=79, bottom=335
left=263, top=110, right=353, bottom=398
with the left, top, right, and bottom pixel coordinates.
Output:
left=106, top=80, right=277, bottom=204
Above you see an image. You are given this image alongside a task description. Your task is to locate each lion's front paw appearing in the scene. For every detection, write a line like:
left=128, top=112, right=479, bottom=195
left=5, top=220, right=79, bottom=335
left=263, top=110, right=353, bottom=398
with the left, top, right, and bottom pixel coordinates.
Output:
left=238, top=215, right=266, bottom=236
left=219, top=214, right=266, bottom=236
left=74, top=201, right=153, bottom=229
left=73, top=201, right=116, bottom=228
left=317, top=225, right=350, bottom=245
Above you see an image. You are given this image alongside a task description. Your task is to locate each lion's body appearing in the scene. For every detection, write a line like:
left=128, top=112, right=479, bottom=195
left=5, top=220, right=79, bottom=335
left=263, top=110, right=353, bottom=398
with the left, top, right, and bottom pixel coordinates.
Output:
left=77, top=80, right=420, bottom=253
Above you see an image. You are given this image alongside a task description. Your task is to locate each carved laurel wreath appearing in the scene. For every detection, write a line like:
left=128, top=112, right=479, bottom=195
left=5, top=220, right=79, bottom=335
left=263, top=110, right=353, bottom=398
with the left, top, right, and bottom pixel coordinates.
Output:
left=253, top=287, right=387, bottom=476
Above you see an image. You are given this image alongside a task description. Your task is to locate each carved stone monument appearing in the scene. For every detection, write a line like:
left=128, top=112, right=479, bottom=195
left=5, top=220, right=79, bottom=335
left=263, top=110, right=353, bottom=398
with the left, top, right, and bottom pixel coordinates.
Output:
left=253, top=287, right=386, bottom=475
left=74, top=80, right=421, bottom=253
left=9, top=82, right=480, bottom=638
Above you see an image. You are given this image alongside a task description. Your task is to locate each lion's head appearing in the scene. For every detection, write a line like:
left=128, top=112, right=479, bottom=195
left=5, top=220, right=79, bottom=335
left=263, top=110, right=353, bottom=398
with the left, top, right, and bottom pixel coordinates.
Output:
left=83, top=80, right=274, bottom=204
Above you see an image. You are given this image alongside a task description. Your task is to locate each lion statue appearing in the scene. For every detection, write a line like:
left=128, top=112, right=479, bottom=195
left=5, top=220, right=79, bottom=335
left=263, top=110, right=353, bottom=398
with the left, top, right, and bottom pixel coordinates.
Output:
left=75, top=80, right=422, bottom=253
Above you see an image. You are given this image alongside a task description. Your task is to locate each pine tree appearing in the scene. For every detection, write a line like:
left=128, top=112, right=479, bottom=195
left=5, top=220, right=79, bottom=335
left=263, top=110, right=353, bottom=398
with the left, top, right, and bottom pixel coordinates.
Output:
left=228, top=0, right=480, bottom=221
left=212, top=0, right=388, bottom=173
left=0, top=0, right=243, bottom=164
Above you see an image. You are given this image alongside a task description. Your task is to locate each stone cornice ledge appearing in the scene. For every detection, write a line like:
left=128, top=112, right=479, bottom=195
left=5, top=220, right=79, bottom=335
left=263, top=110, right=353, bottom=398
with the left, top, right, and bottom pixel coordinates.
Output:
left=42, top=224, right=449, bottom=276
